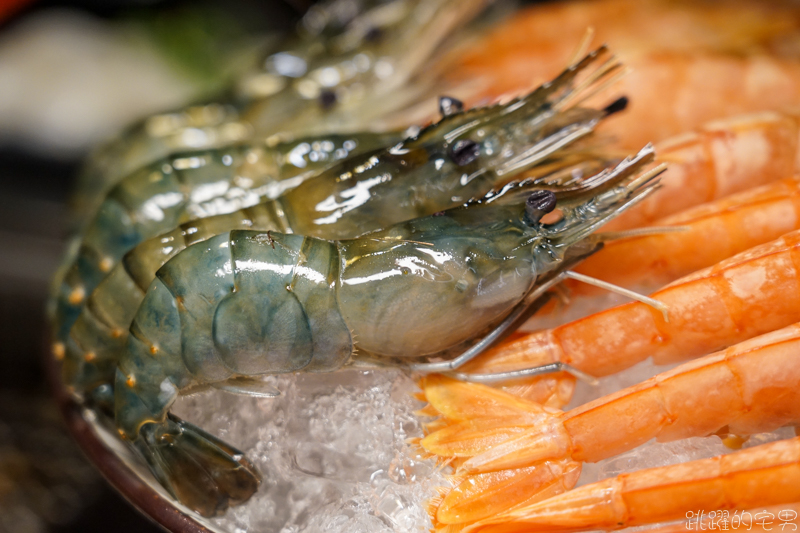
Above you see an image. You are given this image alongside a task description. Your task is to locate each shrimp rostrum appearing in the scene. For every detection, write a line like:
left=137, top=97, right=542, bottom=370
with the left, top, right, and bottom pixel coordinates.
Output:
left=111, top=147, right=661, bottom=516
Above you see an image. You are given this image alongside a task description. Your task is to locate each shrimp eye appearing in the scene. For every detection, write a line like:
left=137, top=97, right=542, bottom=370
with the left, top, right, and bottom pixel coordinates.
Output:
left=319, top=90, right=337, bottom=109
left=448, top=139, right=480, bottom=166
left=525, top=190, right=557, bottom=223
left=439, top=96, right=464, bottom=117
left=365, top=26, right=383, bottom=42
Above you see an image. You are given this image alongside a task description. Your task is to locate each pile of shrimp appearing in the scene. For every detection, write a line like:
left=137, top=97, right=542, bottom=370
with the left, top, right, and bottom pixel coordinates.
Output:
left=412, top=0, right=800, bottom=531
left=49, top=0, right=800, bottom=530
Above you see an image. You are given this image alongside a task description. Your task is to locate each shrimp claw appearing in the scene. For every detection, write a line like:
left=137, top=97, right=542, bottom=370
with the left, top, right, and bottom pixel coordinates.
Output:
left=135, top=414, right=261, bottom=517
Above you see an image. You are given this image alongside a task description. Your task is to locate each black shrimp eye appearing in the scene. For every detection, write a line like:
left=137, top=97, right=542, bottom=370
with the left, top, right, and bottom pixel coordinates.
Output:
left=319, top=90, right=337, bottom=109
left=525, top=190, right=557, bottom=223
left=364, top=26, right=383, bottom=42
left=448, top=139, right=481, bottom=166
left=439, top=96, right=464, bottom=117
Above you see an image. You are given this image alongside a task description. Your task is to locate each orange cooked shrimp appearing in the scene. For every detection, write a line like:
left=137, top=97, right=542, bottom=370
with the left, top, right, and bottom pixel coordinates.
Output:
left=459, top=228, right=800, bottom=406
left=525, top=174, right=800, bottom=332
left=527, top=112, right=800, bottom=332
left=421, top=321, right=800, bottom=526
left=444, top=0, right=800, bottom=150
left=605, top=111, right=800, bottom=231
left=578, top=176, right=800, bottom=293
left=462, top=437, right=800, bottom=533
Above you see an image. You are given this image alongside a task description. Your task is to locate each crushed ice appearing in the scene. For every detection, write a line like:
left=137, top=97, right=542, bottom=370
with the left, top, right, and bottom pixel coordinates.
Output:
left=172, top=352, right=790, bottom=533
left=172, top=369, right=448, bottom=533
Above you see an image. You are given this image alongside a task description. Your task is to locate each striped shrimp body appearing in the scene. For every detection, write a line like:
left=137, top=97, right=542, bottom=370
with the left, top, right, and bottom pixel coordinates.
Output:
left=458, top=437, right=800, bottom=533
left=51, top=131, right=398, bottom=343
left=75, top=0, right=490, bottom=221
left=111, top=149, right=661, bottom=516
left=60, top=47, right=626, bottom=402
left=460, top=226, right=800, bottom=406
left=420, top=320, right=800, bottom=527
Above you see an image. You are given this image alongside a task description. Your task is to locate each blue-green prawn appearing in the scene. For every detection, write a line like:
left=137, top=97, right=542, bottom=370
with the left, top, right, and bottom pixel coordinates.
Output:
left=59, top=47, right=625, bottom=410
left=113, top=146, right=663, bottom=517
left=73, top=0, right=491, bottom=222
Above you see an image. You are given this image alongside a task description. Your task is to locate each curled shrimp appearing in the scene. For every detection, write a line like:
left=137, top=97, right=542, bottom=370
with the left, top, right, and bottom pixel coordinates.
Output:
left=421, top=319, right=800, bottom=526
left=109, top=149, right=660, bottom=516
left=59, top=47, right=626, bottom=404
left=75, top=0, right=490, bottom=221
left=458, top=437, right=800, bottom=532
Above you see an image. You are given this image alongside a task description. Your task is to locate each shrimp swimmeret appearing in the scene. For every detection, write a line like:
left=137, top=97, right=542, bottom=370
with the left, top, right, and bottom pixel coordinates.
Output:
left=110, top=150, right=661, bottom=517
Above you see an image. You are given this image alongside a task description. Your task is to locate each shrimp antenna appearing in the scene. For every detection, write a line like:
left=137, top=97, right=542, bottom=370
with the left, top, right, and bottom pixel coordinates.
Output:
left=566, top=27, right=596, bottom=67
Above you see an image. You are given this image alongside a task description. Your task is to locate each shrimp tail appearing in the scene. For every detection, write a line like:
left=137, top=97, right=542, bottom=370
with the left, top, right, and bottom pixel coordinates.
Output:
left=420, top=376, right=578, bottom=526
left=136, top=414, right=261, bottom=517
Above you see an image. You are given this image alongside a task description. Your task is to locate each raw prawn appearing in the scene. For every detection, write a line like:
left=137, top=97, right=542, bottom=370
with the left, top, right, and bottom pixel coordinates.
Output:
left=460, top=436, right=800, bottom=533
left=74, top=0, right=490, bottom=221
left=52, top=131, right=400, bottom=341
left=111, top=149, right=661, bottom=516
left=421, top=319, right=800, bottom=525
left=458, top=226, right=800, bottom=406
left=59, top=47, right=626, bottom=402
